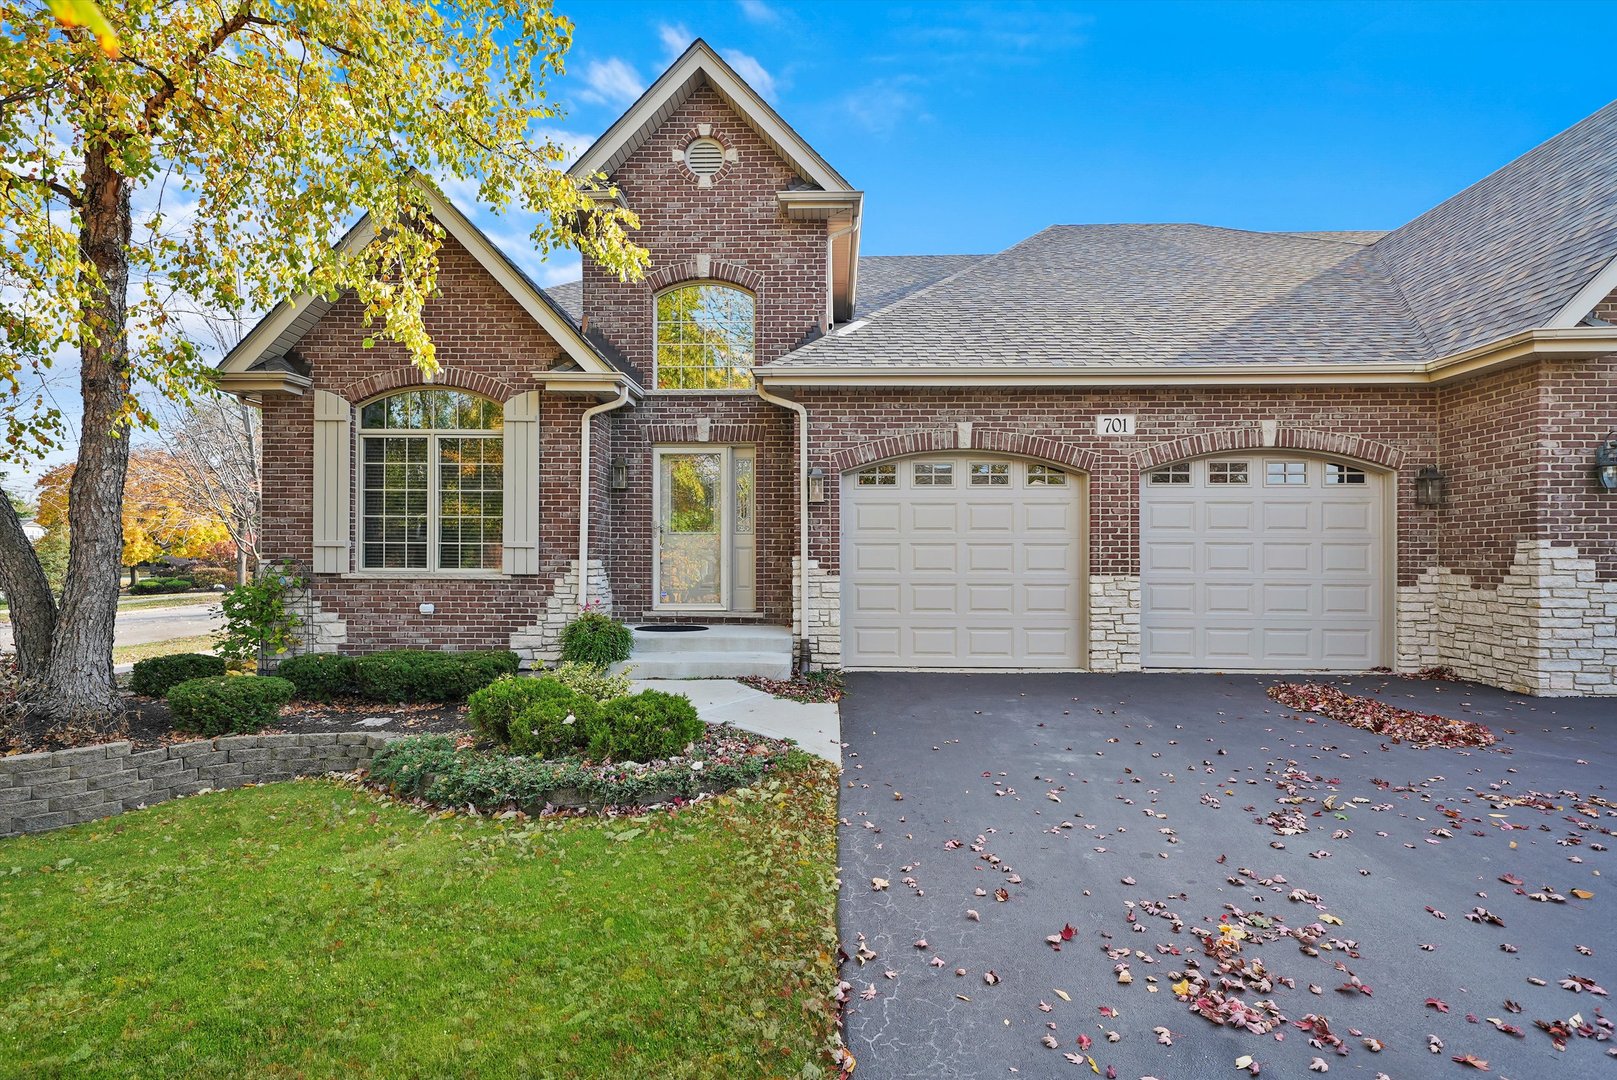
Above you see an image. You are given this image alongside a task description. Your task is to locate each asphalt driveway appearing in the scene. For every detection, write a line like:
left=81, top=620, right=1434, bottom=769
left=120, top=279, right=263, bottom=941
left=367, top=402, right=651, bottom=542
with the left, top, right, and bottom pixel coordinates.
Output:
left=837, top=672, right=1616, bottom=1079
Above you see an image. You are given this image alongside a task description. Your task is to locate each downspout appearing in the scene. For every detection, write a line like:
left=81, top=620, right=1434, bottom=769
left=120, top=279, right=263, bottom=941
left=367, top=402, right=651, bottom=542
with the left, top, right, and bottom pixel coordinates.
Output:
left=578, top=383, right=632, bottom=610
left=755, top=380, right=811, bottom=665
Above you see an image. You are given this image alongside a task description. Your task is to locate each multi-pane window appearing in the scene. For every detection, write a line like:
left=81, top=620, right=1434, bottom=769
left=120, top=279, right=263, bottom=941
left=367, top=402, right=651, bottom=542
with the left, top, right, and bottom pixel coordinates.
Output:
left=1325, top=462, right=1367, bottom=485
left=857, top=464, right=896, bottom=486
left=360, top=390, right=503, bottom=571
left=913, top=462, right=954, bottom=486
left=655, top=283, right=756, bottom=390
left=1027, top=464, right=1066, bottom=486
left=1148, top=462, right=1190, bottom=484
left=1209, top=461, right=1249, bottom=485
left=969, top=461, right=1010, bottom=486
left=1265, top=460, right=1307, bottom=486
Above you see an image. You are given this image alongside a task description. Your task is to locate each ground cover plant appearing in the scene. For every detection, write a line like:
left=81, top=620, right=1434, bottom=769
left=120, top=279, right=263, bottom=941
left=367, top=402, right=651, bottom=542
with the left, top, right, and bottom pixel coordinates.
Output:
left=0, top=767, right=841, bottom=1078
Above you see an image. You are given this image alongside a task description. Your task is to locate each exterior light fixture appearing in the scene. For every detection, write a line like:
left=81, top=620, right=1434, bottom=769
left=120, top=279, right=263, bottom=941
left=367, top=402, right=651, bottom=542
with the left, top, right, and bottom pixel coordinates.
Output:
left=610, top=455, right=628, bottom=491
left=807, top=466, right=826, bottom=504
left=1597, top=434, right=1617, bottom=492
left=1415, top=466, right=1447, bottom=509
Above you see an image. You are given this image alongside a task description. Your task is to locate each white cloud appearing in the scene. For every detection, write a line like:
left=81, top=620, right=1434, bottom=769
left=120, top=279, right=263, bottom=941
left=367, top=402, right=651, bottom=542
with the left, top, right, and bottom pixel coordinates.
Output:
left=723, top=50, right=778, bottom=102
left=843, top=77, right=930, bottom=135
left=658, top=22, right=692, bottom=63
left=577, top=57, right=644, bottom=107
left=738, top=0, right=781, bottom=25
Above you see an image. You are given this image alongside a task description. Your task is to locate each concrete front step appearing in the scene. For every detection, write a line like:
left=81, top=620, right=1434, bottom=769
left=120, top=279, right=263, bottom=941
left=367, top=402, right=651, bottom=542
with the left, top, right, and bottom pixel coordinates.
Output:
left=625, top=624, right=793, bottom=657
left=615, top=651, right=793, bottom=681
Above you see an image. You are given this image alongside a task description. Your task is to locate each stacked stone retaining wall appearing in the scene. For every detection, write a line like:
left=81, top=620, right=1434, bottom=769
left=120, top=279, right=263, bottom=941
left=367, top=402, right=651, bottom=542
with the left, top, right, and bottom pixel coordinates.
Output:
left=0, top=733, right=400, bottom=838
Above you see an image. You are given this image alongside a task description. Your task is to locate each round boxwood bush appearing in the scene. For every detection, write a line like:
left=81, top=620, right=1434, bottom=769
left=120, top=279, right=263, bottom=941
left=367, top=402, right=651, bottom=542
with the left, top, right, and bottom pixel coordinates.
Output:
left=167, top=675, right=294, bottom=736
left=467, top=675, right=577, bottom=744
left=130, top=652, right=227, bottom=697
left=275, top=653, right=356, bottom=701
left=353, top=649, right=519, bottom=703
left=586, top=689, right=703, bottom=763
left=510, top=691, right=601, bottom=757
left=559, top=611, right=633, bottom=666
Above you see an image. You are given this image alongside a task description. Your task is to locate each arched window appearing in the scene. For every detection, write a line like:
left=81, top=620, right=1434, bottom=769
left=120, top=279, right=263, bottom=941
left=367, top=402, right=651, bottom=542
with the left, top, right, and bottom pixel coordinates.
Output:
left=359, top=389, right=503, bottom=571
left=655, top=283, right=755, bottom=389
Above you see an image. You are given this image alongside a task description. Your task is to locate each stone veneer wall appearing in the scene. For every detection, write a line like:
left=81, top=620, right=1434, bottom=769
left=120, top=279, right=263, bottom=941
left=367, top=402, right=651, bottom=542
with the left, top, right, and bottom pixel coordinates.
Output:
left=1398, top=540, right=1617, bottom=696
left=509, top=559, right=614, bottom=669
left=0, top=733, right=401, bottom=838
left=1088, top=576, right=1142, bottom=672
left=792, top=558, right=840, bottom=669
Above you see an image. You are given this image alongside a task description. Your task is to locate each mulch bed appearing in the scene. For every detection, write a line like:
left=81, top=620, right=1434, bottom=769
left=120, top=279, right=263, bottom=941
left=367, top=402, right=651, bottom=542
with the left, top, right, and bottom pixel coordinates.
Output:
left=2, top=693, right=471, bottom=755
left=1267, top=681, right=1498, bottom=749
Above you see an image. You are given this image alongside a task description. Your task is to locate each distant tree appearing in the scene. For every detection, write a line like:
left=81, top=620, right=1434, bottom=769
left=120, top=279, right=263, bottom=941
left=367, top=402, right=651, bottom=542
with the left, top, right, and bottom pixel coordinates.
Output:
left=0, top=1, right=646, bottom=722
left=154, top=391, right=262, bottom=586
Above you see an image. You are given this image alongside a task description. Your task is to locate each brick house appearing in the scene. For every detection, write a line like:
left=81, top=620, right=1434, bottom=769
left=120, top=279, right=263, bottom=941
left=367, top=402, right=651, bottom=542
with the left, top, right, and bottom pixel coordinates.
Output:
left=221, top=41, right=1617, bottom=696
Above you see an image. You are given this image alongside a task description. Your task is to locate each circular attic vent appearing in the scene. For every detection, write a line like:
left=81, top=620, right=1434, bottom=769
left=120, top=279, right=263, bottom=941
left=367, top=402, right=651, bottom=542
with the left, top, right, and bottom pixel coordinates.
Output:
left=684, top=138, right=725, bottom=177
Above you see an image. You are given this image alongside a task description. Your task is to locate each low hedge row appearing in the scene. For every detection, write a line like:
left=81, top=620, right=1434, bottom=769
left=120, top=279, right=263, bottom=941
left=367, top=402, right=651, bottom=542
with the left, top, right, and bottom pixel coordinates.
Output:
left=129, top=576, right=196, bottom=596
left=368, top=731, right=798, bottom=812
left=167, top=674, right=294, bottom=736
left=468, top=675, right=702, bottom=762
left=273, top=649, right=519, bottom=703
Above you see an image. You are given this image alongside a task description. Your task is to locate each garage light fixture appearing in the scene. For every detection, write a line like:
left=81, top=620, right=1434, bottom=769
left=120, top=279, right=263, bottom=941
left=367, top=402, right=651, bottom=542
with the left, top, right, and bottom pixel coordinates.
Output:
left=807, top=467, right=826, bottom=504
left=611, top=455, right=628, bottom=491
left=1597, top=434, right=1617, bottom=491
left=1415, top=466, right=1447, bottom=508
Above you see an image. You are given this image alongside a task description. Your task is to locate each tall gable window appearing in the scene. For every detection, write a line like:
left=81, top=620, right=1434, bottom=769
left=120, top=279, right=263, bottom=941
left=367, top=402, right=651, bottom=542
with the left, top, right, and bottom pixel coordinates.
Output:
left=360, top=389, right=503, bottom=571
left=655, top=283, right=755, bottom=390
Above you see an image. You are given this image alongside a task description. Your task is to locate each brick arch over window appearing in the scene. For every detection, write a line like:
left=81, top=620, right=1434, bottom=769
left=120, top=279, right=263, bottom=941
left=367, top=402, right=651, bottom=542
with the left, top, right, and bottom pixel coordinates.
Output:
left=335, top=365, right=520, bottom=406
left=1134, top=428, right=1405, bottom=472
left=829, top=428, right=1099, bottom=475
left=644, top=258, right=762, bottom=294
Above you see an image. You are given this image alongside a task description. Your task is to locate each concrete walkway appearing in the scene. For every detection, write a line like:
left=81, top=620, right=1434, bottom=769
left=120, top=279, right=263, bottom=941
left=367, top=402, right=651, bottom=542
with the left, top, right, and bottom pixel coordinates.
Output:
left=631, top=677, right=841, bottom=765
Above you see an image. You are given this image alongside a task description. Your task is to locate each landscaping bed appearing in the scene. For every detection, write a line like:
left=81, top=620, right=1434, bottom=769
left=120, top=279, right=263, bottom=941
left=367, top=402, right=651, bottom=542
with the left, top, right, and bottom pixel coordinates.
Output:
left=0, top=768, right=843, bottom=1077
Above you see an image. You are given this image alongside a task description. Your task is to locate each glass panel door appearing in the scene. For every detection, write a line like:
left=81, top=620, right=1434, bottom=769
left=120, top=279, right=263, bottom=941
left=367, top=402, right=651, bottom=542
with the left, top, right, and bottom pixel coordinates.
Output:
left=656, top=450, right=725, bottom=608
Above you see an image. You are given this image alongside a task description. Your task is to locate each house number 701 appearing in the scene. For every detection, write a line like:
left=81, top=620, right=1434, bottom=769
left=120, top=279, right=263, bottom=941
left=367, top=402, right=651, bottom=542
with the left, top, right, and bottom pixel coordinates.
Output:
left=1096, top=414, right=1136, bottom=436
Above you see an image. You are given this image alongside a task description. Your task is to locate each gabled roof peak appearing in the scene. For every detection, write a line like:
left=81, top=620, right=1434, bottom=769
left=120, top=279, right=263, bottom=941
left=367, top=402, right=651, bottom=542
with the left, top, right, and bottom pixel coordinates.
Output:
left=568, top=38, right=853, bottom=193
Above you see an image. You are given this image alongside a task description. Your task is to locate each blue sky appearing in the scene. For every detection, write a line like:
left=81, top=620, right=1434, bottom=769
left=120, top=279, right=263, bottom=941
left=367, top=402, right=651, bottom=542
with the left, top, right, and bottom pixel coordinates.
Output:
left=7, top=1, right=1615, bottom=493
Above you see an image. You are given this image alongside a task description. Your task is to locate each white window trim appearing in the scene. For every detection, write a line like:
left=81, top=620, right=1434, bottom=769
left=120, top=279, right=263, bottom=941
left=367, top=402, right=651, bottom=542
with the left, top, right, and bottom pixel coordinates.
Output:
left=359, top=423, right=505, bottom=574
left=653, top=280, right=757, bottom=392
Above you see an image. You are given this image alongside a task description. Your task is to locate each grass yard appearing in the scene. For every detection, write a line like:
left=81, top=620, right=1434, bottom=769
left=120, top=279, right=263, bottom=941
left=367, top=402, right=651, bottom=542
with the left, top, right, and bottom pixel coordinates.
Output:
left=109, top=632, right=218, bottom=667
left=0, top=764, right=841, bottom=1079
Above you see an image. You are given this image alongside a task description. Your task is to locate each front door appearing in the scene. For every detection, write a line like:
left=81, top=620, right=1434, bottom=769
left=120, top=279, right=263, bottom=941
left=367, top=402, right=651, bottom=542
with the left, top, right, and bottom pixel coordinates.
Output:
left=654, top=447, right=755, bottom=611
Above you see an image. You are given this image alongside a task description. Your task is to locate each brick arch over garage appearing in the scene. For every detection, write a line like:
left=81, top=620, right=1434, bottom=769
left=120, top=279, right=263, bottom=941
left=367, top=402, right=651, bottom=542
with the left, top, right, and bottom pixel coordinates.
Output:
left=335, top=364, right=521, bottom=406
left=1133, top=427, right=1406, bottom=472
left=829, top=428, right=1100, bottom=475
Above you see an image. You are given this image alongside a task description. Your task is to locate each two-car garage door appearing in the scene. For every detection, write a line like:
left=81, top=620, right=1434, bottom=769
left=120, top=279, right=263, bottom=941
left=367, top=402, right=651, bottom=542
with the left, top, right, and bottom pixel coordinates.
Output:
left=839, top=451, right=1387, bottom=672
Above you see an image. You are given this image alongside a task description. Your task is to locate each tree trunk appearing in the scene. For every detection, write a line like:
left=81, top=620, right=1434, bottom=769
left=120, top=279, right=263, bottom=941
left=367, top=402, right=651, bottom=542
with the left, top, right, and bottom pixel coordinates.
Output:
left=236, top=544, right=249, bottom=587
left=128, top=563, right=138, bottom=586
left=0, top=497, right=57, bottom=681
left=20, top=144, right=132, bottom=723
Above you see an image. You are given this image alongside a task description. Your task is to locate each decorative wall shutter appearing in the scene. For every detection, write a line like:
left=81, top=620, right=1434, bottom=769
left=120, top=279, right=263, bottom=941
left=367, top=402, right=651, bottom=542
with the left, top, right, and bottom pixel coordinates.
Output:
left=502, top=391, right=542, bottom=575
left=311, top=390, right=352, bottom=574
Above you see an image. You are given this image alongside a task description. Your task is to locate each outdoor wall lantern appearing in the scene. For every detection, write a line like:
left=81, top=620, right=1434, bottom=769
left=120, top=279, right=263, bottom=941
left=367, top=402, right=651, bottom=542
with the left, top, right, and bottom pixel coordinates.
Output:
left=1597, top=434, right=1617, bottom=491
left=807, top=467, right=827, bottom=504
left=610, top=455, right=628, bottom=491
left=1415, top=466, right=1447, bottom=509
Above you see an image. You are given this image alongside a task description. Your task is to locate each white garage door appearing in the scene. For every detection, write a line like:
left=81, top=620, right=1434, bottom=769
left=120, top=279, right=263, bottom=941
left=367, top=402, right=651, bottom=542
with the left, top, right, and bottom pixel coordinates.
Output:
left=841, top=454, right=1083, bottom=669
left=1140, top=455, right=1386, bottom=670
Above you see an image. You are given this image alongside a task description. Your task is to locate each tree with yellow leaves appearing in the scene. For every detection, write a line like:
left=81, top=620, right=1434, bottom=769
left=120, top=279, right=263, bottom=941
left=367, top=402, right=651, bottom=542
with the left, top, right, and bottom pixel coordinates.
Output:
left=0, top=1, right=647, bottom=722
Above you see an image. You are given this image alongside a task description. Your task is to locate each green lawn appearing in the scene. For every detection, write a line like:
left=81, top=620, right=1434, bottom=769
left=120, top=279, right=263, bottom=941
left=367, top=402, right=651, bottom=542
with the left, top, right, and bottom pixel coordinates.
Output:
left=0, top=766, right=841, bottom=1079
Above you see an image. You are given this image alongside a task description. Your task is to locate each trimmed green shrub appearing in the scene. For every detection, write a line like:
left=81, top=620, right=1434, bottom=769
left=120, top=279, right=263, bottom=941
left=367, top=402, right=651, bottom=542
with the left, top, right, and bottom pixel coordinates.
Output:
left=167, top=675, right=294, bottom=736
left=129, top=576, right=195, bottom=596
left=353, top=649, right=519, bottom=703
left=510, top=692, right=601, bottom=757
left=369, top=732, right=794, bottom=812
left=586, top=689, right=704, bottom=763
left=275, top=653, right=356, bottom=701
left=467, top=675, right=576, bottom=744
left=548, top=660, right=631, bottom=703
left=191, top=567, right=237, bottom=589
left=559, top=611, right=633, bottom=666
left=130, top=652, right=227, bottom=697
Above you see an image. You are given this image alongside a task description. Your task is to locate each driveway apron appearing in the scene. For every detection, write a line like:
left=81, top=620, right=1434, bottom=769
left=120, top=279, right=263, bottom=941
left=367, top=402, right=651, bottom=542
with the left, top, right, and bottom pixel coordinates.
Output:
left=836, top=671, right=1617, bottom=1079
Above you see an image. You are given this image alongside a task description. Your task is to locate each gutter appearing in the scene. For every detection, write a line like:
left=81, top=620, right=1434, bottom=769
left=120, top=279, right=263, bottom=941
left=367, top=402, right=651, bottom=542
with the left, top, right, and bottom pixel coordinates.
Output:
left=578, top=384, right=633, bottom=609
left=755, top=380, right=810, bottom=666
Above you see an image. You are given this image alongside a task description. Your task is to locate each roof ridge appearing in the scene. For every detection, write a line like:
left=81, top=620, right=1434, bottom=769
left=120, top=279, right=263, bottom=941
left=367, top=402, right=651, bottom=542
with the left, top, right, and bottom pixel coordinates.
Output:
left=840, top=226, right=1060, bottom=326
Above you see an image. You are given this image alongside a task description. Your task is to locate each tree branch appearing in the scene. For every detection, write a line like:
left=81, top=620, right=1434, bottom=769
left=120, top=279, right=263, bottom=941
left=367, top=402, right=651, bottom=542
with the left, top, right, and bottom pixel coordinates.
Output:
left=0, top=166, right=80, bottom=207
left=142, top=5, right=254, bottom=129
